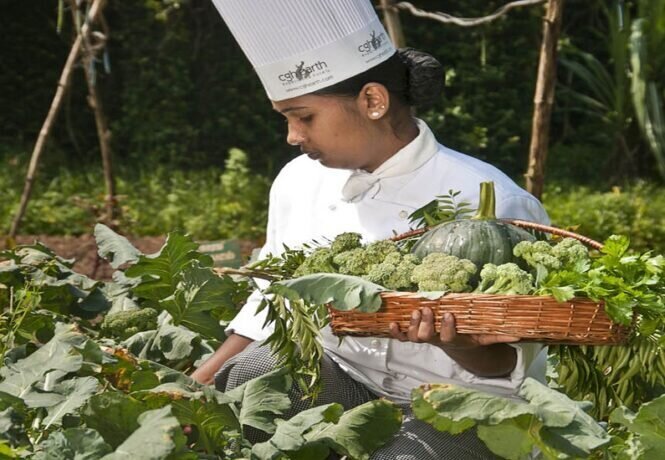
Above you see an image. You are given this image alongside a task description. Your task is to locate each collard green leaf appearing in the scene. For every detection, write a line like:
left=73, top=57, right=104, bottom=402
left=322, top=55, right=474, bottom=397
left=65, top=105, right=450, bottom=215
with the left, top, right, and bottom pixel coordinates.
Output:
left=82, top=392, right=148, bottom=449
left=610, top=395, right=665, bottom=460
left=0, top=324, right=85, bottom=399
left=125, top=232, right=213, bottom=303
left=269, top=274, right=386, bottom=313
left=42, top=376, right=100, bottom=428
left=157, top=262, right=237, bottom=339
left=33, top=427, right=112, bottom=460
left=253, top=400, right=401, bottom=460
left=412, top=379, right=610, bottom=459
left=476, top=415, right=538, bottom=460
left=94, top=224, right=142, bottom=269
left=170, top=398, right=240, bottom=455
left=302, top=399, right=402, bottom=460
left=226, top=367, right=292, bottom=434
left=101, top=405, right=188, bottom=460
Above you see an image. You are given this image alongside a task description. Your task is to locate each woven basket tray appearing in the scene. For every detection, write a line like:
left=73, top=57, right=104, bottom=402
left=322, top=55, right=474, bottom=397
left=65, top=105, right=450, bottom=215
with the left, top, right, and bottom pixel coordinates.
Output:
left=328, top=220, right=631, bottom=345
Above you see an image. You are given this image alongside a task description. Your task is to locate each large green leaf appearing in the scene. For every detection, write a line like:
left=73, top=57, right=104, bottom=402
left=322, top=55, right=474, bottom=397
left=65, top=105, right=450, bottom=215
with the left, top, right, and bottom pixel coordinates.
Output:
left=226, top=367, right=292, bottom=435
left=171, top=398, right=240, bottom=455
left=94, top=224, right=142, bottom=269
left=610, top=395, right=665, bottom=460
left=101, top=406, right=189, bottom=460
left=82, top=392, right=148, bottom=449
left=41, top=376, right=100, bottom=428
left=157, top=262, right=237, bottom=338
left=269, top=274, right=386, bottom=312
left=252, top=400, right=402, bottom=460
left=412, top=378, right=610, bottom=460
left=0, top=324, right=85, bottom=399
left=33, top=428, right=112, bottom=460
left=125, top=232, right=213, bottom=303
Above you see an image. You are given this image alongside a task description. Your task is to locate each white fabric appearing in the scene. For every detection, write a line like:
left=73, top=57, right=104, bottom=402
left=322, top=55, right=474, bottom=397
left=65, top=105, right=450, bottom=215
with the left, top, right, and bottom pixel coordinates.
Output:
left=211, top=0, right=395, bottom=101
left=226, top=119, right=550, bottom=403
left=342, top=119, right=438, bottom=203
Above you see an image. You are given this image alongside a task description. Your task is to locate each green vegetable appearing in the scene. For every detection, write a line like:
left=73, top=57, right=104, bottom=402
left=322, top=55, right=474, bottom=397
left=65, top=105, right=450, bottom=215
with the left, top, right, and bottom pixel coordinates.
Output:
left=411, top=182, right=536, bottom=269
left=293, top=247, right=336, bottom=277
left=101, top=308, right=159, bottom=340
left=474, top=263, right=534, bottom=295
left=329, top=232, right=363, bottom=255
left=364, top=253, right=420, bottom=291
left=333, top=240, right=399, bottom=277
left=410, top=253, right=477, bottom=292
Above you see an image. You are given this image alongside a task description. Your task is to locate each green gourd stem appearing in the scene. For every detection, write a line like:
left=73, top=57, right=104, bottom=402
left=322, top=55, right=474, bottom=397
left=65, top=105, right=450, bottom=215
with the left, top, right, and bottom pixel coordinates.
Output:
left=472, top=182, right=496, bottom=220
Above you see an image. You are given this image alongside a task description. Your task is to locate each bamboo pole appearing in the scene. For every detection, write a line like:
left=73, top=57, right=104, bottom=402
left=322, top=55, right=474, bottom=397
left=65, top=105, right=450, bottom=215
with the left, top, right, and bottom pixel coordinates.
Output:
left=379, top=0, right=407, bottom=48
left=525, top=0, right=565, bottom=199
left=72, top=0, right=117, bottom=225
left=8, top=0, right=106, bottom=238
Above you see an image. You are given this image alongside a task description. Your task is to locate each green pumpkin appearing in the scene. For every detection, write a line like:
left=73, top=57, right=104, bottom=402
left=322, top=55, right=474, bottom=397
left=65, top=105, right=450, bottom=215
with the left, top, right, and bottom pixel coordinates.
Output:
left=412, top=182, right=536, bottom=268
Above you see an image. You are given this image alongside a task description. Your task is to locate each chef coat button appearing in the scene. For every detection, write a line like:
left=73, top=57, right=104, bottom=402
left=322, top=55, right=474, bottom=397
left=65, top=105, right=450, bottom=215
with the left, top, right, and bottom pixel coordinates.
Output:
left=328, top=204, right=337, bottom=211
left=398, top=210, right=408, bottom=220
left=370, top=339, right=381, bottom=350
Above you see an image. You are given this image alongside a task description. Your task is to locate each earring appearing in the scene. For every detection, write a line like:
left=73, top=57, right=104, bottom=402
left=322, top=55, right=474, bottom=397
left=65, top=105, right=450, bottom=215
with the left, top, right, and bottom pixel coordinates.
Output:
left=371, top=111, right=380, bottom=118
left=380, top=105, right=385, bottom=109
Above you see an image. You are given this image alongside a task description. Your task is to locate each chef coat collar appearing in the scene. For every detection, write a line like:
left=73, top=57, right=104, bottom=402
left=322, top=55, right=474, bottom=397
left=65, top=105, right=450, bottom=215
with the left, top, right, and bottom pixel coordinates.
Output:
left=341, top=118, right=438, bottom=203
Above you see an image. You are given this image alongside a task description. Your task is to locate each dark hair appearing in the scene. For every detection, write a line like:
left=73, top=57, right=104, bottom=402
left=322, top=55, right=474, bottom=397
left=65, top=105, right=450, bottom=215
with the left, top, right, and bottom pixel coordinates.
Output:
left=312, top=48, right=443, bottom=110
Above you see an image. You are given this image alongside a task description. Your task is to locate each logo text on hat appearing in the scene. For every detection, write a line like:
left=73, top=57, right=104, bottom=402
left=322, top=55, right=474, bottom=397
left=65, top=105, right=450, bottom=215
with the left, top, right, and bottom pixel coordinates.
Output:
left=279, top=60, right=329, bottom=83
left=358, top=30, right=387, bottom=56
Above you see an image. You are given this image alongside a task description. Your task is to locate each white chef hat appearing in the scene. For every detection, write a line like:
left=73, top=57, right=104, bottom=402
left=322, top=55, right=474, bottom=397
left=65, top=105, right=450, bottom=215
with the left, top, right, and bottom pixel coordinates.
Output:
left=211, top=0, right=396, bottom=101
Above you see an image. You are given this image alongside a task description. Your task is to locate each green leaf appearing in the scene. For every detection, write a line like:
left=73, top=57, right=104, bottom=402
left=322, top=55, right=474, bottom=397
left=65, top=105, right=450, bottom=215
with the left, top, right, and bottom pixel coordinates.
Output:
left=226, top=367, right=292, bottom=435
left=0, top=324, right=85, bottom=399
left=157, top=262, right=237, bottom=338
left=33, top=428, right=112, bottom=460
left=126, top=231, right=213, bottom=303
left=253, top=400, right=402, bottom=460
left=412, top=379, right=610, bottom=459
left=101, top=406, right=188, bottom=460
left=171, top=398, right=240, bottom=455
left=476, top=415, right=538, bottom=460
left=82, top=392, right=148, bottom=449
left=610, top=395, right=665, bottom=460
left=269, top=274, right=386, bottom=313
left=39, top=376, right=100, bottom=428
left=95, top=223, right=142, bottom=269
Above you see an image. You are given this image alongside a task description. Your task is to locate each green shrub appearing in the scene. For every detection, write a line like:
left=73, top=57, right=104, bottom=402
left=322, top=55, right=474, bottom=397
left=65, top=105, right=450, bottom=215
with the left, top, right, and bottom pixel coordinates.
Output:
left=543, top=181, right=665, bottom=253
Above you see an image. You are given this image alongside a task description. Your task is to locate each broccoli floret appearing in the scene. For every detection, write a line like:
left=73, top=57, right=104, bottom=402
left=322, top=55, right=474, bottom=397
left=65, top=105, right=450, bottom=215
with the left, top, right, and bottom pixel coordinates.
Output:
left=364, top=253, right=420, bottom=290
left=293, top=247, right=336, bottom=277
left=330, top=232, right=363, bottom=255
left=513, top=240, right=561, bottom=271
left=551, top=238, right=590, bottom=269
left=475, top=263, right=534, bottom=295
left=410, top=253, right=477, bottom=292
left=333, top=247, right=371, bottom=276
left=102, top=308, right=159, bottom=340
left=365, top=240, right=399, bottom=261
left=514, top=238, right=590, bottom=276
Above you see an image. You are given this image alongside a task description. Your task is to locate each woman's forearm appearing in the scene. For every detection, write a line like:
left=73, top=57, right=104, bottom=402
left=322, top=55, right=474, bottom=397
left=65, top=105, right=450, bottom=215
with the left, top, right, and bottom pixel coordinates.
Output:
left=441, top=343, right=517, bottom=378
left=190, top=333, right=254, bottom=385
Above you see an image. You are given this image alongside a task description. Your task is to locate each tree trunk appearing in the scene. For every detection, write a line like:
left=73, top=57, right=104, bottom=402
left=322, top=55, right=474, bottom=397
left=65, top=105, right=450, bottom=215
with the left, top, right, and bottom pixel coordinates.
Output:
left=525, top=0, right=564, bottom=200
left=379, top=0, right=406, bottom=48
left=8, top=0, right=106, bottom=238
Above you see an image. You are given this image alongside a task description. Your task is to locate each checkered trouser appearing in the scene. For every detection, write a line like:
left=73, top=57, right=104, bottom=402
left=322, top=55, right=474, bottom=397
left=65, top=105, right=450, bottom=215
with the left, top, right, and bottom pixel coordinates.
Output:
left=215, top=341, right=499, bottom=459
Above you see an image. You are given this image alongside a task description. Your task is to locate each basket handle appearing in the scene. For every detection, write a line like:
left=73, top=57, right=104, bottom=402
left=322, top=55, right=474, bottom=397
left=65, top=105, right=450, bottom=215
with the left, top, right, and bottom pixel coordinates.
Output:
left=392, top=219, right=604, bottom=250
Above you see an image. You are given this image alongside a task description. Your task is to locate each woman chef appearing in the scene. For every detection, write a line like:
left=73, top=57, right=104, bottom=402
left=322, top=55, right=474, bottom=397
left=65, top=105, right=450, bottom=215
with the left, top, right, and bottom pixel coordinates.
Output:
left=193, top=1, right=550, bottom=458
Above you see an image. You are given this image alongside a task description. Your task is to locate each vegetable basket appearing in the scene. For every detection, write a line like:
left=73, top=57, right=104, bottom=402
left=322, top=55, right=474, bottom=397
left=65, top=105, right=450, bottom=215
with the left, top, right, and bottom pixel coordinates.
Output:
left=328, top=220, right=631, bottom=345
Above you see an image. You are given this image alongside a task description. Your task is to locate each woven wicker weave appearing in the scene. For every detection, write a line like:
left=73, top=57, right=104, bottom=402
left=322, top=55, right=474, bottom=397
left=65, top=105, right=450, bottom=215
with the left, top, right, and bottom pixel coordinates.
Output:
left=328, top=219, right=631, bottom=345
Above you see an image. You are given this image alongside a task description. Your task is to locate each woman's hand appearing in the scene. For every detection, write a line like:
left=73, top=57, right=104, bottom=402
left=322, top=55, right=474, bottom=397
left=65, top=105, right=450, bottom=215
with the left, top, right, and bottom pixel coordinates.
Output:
left=388, top=307, right=519, bottom=377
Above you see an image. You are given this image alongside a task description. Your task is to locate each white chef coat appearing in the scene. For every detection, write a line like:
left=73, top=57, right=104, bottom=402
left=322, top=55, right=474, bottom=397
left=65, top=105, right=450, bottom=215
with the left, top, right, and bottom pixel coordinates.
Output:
left=226, top=119, right=550, bottom=403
